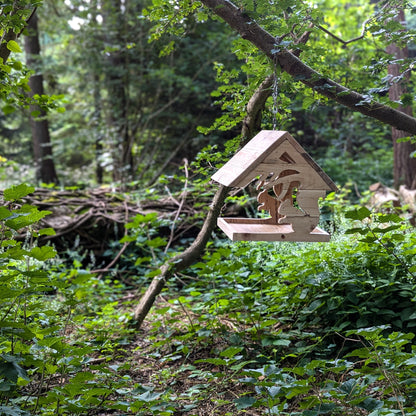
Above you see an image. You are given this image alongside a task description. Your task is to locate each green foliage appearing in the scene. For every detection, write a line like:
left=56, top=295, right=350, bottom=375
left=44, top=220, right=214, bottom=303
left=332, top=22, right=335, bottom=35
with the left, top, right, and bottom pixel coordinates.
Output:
left=1, top=181, right=416, bottom=414
left=1, top=0, right=416, bottom=412
left=0, top=183, right=56, bottom=414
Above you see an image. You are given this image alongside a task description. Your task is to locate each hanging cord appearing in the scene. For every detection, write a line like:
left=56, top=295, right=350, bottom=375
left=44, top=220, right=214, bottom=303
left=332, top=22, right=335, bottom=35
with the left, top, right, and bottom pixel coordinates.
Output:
left=271, top=68, right=280, bottom=130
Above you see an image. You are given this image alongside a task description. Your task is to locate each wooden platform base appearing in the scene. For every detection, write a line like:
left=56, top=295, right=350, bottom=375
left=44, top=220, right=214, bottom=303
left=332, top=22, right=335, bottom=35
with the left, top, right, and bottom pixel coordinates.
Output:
left=217, top=217, right=330, bottom=242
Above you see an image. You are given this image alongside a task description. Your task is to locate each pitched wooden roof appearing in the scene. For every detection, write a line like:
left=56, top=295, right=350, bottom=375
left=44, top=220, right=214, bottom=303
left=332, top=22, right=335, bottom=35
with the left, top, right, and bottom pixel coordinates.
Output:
left=212, top=130, right=338, bottom=192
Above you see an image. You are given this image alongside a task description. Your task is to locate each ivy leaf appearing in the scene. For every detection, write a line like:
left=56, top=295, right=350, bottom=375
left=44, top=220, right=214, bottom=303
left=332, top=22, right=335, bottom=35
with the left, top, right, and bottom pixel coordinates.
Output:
left=6, top=40, right=22, bottom=53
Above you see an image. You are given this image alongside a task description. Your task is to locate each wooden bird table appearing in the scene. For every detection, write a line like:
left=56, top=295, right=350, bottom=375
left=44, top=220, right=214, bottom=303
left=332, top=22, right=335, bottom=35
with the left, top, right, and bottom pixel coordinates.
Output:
left=211, top=130, right=338, bottom=242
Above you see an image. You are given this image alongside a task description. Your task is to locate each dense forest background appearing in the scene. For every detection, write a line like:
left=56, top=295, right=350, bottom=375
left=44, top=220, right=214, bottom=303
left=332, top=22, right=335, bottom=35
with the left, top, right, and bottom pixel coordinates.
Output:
left=1, top=0, right=416, bottom=415
left=3, top=0, right=415, bottom=191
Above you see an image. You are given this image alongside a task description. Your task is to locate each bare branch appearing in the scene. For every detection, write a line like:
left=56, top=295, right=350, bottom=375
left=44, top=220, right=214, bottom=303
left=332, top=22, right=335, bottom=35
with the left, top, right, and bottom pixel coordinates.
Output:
left=316, top=15, right=372, bottom=47
left=199, top=0, right=416, bottom=135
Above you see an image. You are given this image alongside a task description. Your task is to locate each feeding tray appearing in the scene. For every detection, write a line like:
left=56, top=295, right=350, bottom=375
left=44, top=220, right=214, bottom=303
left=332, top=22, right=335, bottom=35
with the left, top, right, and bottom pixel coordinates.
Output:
left=211, top=130, right=338, bottom=242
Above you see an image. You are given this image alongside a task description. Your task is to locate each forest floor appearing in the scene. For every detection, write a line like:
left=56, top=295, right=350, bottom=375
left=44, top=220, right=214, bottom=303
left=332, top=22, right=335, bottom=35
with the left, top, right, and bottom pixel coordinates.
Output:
left=115, top=298, right=265, bottom=416
left=94, top=294, right=268, bottom=416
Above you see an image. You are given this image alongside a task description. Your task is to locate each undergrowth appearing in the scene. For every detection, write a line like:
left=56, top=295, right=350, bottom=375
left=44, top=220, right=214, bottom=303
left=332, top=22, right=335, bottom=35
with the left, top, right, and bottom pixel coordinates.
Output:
left=0, top=184, right=415, bottom=415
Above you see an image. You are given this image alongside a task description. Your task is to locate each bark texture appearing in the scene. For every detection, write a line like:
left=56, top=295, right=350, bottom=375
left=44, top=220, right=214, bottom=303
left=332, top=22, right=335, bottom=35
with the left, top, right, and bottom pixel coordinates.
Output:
left=199, top=0, right=416, bottom=135
left=386, top=9, right=416, bottom=188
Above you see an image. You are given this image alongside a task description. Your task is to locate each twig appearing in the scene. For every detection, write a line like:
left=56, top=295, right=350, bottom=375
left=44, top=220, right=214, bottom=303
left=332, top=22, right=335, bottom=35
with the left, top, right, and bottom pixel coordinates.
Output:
left=90, top=201, right=130, bottom=274
left=164, top=159, right=189, bottom=254
left=316, top=14, right=372, bottom=47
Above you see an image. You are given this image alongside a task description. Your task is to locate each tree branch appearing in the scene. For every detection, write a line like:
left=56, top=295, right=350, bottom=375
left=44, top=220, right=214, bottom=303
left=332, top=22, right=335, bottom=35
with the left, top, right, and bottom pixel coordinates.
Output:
left=133, top=184, right=230, bottom=327
left=199, top=0, right=416, bottom=135
left=316, top=13, right=373, bottom=47
left=0, top=5, right=36, bottom=63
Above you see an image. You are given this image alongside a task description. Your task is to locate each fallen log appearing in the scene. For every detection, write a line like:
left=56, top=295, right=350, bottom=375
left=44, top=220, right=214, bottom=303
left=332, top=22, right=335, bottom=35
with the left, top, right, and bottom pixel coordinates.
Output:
left=12, top=187, right=214, bottom=259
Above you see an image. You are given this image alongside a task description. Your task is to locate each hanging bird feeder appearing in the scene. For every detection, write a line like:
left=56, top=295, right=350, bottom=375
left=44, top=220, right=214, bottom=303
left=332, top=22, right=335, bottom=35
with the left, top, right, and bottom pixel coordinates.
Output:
left=211, top=130, right=338, bottom=242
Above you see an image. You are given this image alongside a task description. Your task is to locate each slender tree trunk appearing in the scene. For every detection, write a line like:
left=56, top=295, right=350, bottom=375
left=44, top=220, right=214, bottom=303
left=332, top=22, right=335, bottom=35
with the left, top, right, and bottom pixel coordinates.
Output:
left=386, top=9, right=416, bottom=189
left=102, top=0, right=133, bottom=184
left=24, top=12, right=58, bottom=184
left=90, top=0, right=104, bottom=185
left=93, top=73, right=104, bottom=184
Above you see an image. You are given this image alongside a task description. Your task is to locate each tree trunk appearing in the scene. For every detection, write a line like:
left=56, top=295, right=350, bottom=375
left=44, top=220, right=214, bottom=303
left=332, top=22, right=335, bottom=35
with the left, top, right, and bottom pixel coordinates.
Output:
left=386, top=9, right=416, bottom=189
left=24, top=12, right=58, bottom=184
left=93, top=73, right=104, bottom=185
left=102, top=0, right=133, bottom=184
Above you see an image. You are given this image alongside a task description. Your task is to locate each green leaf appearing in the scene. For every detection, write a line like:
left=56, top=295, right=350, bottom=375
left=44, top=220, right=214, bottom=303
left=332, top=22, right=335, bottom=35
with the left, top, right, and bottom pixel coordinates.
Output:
left=344, top=227, right=367, bottom=235
left=0, top=405, right=30, bottom=416
left=11, top=60, right=22, bottom=70
left=146, top=268, right=161, bottom=278
left=3, top=184, right=35, bottom=201
left=267, top=386, right=281, bottom=398
left=0, top=322, right=35, bottom=340
left=138, top=390, right=162, bottom=402
left=396, top=136, right=410, bottom=143
left=147, top=237, right=166, bottom=248
left=5, top=207, right=51, bottom=230
left=389, top=233, right=405, bottom=241
left=359, top=236, right=378, bottom=243
left=235, top=396, right=257, bottom=410
left=339, top=378, right=359, bottom=395
left=345, top=207, right=372, bottom=221
left=29, top=246, right=57, bottom=261
left=372, top=225, right=401, bottom=233
left=302, top=96, right=315, bottom=110
left=195, top=358, right=228, bottom=366
left=0, top=206, right=11, bottom=220
left=0, top=360, right=28, bottom=382
left=2, top=104, right=15, bottom=115
left=125, top=213, right=158, bottom=228
left=38, top=228, right=56, bottom=236
left=220, top=346, right=243, bottom=358
left=404, top=357, right=416, bottom=366
left=30, top=110, right=41, bottom=118
left=359, top=397, right=384, bottom=411
left=377, top=213, right=402, bottom=223
left=71, top=371, right=96, bottom=383
left=6, top=40, right=22, bottom=53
